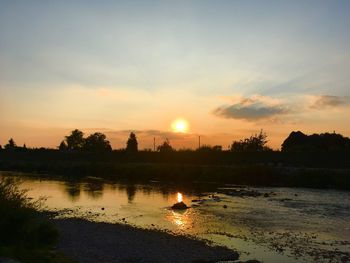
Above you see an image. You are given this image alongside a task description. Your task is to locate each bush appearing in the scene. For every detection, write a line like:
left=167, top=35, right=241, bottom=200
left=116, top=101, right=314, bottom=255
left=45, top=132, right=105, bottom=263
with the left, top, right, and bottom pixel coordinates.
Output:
left=0, top=177, right=69, bottom=262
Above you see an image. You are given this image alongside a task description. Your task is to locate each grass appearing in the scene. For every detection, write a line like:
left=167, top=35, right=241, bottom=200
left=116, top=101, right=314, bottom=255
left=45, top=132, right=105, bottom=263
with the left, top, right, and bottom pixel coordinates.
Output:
left=0, top=177, right=73, bottom=263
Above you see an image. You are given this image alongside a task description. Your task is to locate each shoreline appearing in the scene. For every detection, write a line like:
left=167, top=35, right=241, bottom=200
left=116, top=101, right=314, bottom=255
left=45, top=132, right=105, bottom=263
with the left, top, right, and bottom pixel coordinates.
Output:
left=53, top=218, right=240, bottom=263
left=1, top=162, right=349, bottom=190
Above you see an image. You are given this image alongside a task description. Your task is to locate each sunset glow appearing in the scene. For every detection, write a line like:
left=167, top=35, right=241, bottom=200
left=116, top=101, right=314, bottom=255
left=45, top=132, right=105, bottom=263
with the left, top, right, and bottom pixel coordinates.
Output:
left=0, top=1, right=349, bottom=150
left=171, top=119, right=189, bottom=133
left=1, top=2, right=350, bottom=262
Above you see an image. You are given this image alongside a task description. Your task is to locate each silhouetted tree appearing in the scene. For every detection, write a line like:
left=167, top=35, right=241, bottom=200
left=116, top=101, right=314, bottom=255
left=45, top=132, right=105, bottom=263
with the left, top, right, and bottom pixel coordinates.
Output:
left=282, top=131, right=350, bottom=152
left=212, top=145, right=222, bottom=151
left=23, top=144, right=27, bottom=150
left=0, top=145, right=2, bottom=150
left=58, top=141, right=68, bottom=151
left=231, top=130, right=271, bottom=152
left=65, top=129, right=85, bottom=151
left=126, top=132, right=138, bottom=153
left=157, top=138, right=174, bottom=152
left=84, top=132, right=112, bottom=152
left=4, top=138, right=16, bottom=150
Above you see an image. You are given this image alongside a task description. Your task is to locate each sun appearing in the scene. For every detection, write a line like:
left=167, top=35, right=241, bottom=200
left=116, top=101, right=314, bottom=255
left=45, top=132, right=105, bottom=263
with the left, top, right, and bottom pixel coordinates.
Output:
left=171, top=119, right=189, bottom=133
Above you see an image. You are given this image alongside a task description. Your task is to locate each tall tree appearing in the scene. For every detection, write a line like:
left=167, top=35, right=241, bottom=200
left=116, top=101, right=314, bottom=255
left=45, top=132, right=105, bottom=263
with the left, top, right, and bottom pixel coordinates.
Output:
left=65, top=129, right=85, bottom=151
left=126, top=132, right=138, bottom=153
left=4, top=138, right=16, bottom=150
left=84, top=132, right=112, bottom=152
left=157, top=138, right=174, bottom=152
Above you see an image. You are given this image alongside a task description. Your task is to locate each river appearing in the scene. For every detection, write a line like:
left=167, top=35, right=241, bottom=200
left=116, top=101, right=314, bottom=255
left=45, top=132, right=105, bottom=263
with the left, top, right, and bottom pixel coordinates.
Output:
left=2, top=171, right=349, bottom=263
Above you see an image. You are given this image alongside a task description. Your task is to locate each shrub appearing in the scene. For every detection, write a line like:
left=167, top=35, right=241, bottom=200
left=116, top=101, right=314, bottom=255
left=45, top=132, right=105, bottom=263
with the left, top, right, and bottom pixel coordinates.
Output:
left=0, top=177, right=63, bottom=262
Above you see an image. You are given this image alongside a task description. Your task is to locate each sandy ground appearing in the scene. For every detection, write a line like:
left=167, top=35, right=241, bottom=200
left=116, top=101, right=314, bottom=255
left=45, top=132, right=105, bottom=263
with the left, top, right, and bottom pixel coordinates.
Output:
left=54, top=218, right=239, bottom=263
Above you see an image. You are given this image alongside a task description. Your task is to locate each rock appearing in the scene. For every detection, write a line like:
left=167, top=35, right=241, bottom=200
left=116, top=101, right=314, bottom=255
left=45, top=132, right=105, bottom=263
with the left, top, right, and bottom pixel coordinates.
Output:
left=171, top=201, right=189, bottom=210
left=210, top=195, right=221, bottom=201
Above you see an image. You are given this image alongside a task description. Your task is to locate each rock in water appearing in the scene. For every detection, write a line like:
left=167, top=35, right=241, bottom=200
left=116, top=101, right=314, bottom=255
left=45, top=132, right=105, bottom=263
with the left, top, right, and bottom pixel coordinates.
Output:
left=171, top=201, right=189, bottom=210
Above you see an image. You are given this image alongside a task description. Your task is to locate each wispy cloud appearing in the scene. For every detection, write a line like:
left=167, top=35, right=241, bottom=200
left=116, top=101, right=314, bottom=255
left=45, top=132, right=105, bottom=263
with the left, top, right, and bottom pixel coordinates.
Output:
left=213, top=95, right=290, bottom=121
left=310, top=95, right=350, bottom=110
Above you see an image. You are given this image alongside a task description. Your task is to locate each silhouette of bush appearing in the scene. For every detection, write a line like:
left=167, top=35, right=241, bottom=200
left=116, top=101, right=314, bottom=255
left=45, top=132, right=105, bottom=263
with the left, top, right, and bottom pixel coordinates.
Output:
left=282, top=131, right=350, bottom=152
left=157, top=139, right=174, bottom=152
left=0, top=178, right=70, bottom=262
left=197, top=145, right=223, bottom=152
left=230, top=130, right=272, bottom=152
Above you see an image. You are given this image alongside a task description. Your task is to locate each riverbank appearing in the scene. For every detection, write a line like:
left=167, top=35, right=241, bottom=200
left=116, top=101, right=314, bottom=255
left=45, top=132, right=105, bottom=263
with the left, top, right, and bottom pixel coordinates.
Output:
left=1, top=150, right=350, bottom=189
left=54, top=218, right=239, bottom=263
left=1, top=162, right=349, bottom=190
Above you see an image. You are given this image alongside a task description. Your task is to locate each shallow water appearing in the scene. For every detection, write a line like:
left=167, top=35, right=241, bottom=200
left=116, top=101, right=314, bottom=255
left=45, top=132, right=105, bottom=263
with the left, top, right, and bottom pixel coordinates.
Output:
left=2, top=172, right=350, bottom=263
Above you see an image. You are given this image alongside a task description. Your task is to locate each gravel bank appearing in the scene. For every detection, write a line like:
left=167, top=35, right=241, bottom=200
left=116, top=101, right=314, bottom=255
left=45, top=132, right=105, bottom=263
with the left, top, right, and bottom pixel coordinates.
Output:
left=54, top=219, right=239, bottom=263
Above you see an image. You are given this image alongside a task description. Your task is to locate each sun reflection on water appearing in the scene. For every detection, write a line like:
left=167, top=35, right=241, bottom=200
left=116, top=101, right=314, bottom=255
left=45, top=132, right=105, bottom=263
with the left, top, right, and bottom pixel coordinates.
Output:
left=177, top=192, right=183, bottom=203
left=167, top=192, right=194, bottom=230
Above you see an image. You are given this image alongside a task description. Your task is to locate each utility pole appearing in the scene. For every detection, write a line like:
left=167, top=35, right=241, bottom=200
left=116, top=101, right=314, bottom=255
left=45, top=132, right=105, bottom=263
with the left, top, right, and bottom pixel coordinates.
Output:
left=198, top=135, right=201, bottom=149
left=153, top=137, right=156, bottom=152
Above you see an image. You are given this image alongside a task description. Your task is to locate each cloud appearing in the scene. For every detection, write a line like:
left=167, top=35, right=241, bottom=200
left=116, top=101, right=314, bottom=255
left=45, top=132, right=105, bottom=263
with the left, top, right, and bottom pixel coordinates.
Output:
left=310, top=95, right=350, bottom=109
left=213, top=95, right=290, bottom=121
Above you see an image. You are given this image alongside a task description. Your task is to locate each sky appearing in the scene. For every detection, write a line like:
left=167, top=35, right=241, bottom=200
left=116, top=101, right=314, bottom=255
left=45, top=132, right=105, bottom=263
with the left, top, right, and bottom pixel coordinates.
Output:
left=1, top=0, right=350, bottom=150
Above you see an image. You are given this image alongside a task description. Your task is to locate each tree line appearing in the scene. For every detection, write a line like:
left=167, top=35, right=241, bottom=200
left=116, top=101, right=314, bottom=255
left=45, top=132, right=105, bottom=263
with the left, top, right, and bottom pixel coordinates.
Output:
left=1, top=129, right=350, bottom=153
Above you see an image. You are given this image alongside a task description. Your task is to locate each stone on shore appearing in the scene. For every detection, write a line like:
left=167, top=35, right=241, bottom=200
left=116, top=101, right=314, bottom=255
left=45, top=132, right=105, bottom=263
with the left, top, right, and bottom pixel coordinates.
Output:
left=171, top=201, right=189, bottom=210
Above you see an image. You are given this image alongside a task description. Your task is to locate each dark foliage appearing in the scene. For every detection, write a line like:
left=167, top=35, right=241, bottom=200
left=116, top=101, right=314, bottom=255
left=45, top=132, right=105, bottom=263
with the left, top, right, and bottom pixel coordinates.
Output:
left=0, top=149, right=349, bottom=189
left=59, top=130, right=112, bottom=153
left=0, top=178, right=66, bottom=262
left=282, top=131, right=350, bottom=152
left=59, top=141, right=68, bottom=151
left=231, top=130, right=272, bottom=152
left=84, top=132, right=112, bottom=152
left=157, top=138, right=174, bottom=152
left=196, top=145, right=222, bottom=152
left=126, top=132, right=138, bottom=153
left=65, top=129, right=85, bottom=151
left=4, top=138, right=17, bottom=150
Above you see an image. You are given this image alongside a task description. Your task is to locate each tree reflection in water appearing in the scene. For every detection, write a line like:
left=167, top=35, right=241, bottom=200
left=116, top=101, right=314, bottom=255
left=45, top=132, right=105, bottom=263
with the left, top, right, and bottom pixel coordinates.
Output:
left=126, top=185, right=136, bottom=203
left=83, top=182, right=104, bottom=199
left=63, top=182, right=81, bottom=202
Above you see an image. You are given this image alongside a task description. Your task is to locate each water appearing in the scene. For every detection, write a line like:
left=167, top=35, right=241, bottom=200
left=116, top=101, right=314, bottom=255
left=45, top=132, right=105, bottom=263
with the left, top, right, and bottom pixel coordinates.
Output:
left=2, top=172, right=350, bottom=263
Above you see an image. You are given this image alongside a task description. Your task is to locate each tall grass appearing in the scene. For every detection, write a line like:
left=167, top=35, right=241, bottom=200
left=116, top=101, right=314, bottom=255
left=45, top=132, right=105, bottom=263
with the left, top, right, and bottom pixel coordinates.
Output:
left=0, top=178, right=71, bottom=263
